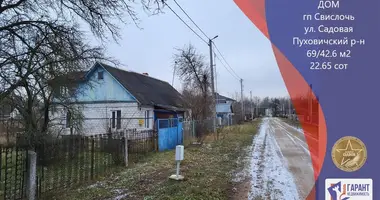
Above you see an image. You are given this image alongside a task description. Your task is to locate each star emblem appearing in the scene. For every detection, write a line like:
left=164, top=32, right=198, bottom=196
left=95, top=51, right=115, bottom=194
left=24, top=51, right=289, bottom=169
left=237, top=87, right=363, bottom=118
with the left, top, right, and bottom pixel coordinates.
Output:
left=336, top=140, right=363, bottom=166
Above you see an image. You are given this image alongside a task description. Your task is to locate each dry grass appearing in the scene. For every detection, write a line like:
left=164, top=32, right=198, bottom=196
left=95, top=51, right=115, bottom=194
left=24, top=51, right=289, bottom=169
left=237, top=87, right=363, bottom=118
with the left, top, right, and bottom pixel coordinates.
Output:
left=51, top=121, right=260, bottom=200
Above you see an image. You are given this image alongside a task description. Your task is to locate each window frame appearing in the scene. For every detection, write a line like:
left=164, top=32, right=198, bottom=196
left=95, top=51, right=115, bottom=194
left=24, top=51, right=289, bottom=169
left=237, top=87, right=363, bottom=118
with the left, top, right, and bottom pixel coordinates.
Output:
left=111, top=110, right=122, bottom=129
left=116, top=110, right=121, bottom=129
left=98, top=71, right=104, bottom=80
left=145, top=110, right=150, bottom=128
left=60, top=86, right=69, bottom=96
left=111, top=111, right=116, bottom=128
left=65, top=110, right=71, bottom=128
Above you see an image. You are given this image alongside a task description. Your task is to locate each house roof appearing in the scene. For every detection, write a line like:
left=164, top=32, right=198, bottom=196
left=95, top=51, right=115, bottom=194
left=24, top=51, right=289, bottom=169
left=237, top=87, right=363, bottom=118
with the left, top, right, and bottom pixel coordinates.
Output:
left=65, top=71, right=87, bottom=81
left=98, top=63, right=185, bottom=110
left=53, top=62, right=186, bottom=111
left=48, top=71, right=87, bottom=85
left=215, top=93, right=235, bottom=102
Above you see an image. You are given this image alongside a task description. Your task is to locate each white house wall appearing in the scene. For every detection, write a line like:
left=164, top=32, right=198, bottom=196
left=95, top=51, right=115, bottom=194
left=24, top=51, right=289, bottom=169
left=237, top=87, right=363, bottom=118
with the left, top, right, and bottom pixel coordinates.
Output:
left=50, top=102, right=154, bottom=136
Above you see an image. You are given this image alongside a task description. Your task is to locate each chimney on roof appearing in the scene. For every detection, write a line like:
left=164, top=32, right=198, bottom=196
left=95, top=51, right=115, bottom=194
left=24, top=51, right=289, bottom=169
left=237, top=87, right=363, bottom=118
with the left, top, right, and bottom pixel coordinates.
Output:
left=142, top=73, right=149, bottom=76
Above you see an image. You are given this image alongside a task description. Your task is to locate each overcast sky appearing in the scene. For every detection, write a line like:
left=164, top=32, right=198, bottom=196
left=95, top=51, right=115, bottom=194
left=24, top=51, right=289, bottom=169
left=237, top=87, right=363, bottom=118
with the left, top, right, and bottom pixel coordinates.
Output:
left=89, top=0, right=288, bottom=99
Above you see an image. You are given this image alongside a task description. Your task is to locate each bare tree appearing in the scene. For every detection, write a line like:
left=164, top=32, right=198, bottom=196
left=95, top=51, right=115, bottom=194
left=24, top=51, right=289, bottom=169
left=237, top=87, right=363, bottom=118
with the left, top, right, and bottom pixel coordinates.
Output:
left=173, top=44, right=211, bottom=120
left=0, top=0, right=166, bottom=146
left=181, top=89, right=212, bottom=121
left=0, top=0, right=165, bottom=101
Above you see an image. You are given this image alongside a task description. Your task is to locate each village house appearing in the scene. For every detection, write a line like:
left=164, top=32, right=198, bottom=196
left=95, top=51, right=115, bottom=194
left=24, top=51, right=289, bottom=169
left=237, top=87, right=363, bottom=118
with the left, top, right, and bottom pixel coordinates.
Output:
left=215, top=93, right=235, bottom=126
left=0, top=95, right=20, bottom=120
left=50, top=62, right=186, bottom=136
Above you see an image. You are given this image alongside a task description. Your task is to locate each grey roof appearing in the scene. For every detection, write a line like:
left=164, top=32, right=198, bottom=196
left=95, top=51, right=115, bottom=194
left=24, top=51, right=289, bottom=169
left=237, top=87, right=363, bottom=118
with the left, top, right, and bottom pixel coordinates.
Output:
left=98, top=63, right=185, bottom=110
left=215, top=93, right=235, bottom=102
left=48, top=71, right=87, bottom=86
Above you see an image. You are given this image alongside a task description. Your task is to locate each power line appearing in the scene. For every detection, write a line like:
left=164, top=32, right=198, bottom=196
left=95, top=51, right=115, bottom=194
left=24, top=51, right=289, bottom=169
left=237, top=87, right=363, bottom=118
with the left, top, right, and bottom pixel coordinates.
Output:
left=214, top=52, right=218, bottom=95
left=214, top=54, right=240, bottom=81
left=166, top=0, right=241, bottom=81
left=172, top=0, right=210, bottom=40
left=212, top=43, right=241, bottom=80
left=163, top=1, right=208, bottom=45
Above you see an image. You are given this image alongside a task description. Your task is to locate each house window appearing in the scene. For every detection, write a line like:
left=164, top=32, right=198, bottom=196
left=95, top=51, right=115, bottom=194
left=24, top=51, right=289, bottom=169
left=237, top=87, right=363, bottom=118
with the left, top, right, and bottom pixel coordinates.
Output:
left=111, top=110, right=121, bottom=129
left=145, top=110, right=150, bottom=128
left=98, top=71, right=104, bottom=80
left=60, top=86, right=69, bottom=96
left=66, top=111, right=71, bottom=128
left=117, top=110, right=121, bottom=129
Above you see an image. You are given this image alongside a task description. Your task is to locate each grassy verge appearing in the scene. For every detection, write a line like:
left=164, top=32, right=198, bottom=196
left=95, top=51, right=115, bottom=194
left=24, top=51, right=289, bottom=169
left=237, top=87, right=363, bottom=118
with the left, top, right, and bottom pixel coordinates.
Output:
left=53, top=120, right=260, bottom=200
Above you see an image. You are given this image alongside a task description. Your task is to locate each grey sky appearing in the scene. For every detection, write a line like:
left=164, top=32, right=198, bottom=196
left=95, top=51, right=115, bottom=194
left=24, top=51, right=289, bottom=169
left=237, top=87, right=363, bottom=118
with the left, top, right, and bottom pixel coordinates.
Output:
left=90, top=0, right=288, bottom=99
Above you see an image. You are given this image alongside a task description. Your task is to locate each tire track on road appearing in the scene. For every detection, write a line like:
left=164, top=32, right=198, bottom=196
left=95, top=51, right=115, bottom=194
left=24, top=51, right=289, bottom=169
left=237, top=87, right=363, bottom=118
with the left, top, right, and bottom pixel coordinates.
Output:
left=249, top=118, right=300, bottom=200
left=268, top=118, right=315, bottom=199
left=273, top=119, right=311, bottom=155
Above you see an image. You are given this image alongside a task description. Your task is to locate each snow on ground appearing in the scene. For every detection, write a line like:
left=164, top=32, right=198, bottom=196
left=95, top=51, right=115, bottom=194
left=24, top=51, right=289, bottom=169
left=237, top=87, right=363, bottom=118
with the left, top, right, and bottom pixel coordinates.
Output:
left=276, top=118, right=318, bottom=141
left=248, top=118, right=300, bottom=200
left=231, top=146, right=253, bottom=183
left=269, top=118, right=315, bottom=199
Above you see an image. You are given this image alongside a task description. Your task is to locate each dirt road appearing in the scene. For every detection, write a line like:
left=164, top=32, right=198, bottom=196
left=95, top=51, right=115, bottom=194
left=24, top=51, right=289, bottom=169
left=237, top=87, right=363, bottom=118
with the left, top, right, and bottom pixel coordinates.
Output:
left=248, top=117, right=315, bottom=200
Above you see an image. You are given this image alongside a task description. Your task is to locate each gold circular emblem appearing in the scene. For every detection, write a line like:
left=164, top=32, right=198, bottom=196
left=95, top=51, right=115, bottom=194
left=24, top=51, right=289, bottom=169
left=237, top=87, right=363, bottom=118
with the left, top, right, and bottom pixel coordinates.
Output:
left=331, top=136, right=367, bottom=172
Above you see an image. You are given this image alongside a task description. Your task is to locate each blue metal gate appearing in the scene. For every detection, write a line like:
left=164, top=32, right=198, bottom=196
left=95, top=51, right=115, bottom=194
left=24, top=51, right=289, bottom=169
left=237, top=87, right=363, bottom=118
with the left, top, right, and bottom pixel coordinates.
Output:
left=157, top=118, right=183, bottom=151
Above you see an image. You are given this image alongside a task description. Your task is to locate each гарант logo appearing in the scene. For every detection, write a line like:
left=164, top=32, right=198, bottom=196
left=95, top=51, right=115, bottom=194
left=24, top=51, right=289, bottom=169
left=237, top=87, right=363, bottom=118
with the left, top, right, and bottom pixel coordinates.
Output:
left=325, top=179, right=373, bottom=200
left=331, top=136, right=367, bottom=172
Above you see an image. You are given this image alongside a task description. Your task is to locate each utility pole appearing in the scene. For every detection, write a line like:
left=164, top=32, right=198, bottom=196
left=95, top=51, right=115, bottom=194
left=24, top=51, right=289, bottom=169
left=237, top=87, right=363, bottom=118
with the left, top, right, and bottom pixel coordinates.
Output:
left=209, top=36, right=218, bottom=132
left=240, top=79, right=244, bottom=121
left=214, top=52, right=217, bottom=98
left=255, top=98, right=259, bottom=117
left=250, top=91, right=253, bottom=121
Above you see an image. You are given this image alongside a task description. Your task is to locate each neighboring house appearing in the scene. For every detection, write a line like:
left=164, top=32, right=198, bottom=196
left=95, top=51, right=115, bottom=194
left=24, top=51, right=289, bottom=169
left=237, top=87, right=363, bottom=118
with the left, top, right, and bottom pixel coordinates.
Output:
left=0, top=102, right=13, bottom=120
left=0, top=97, right=19, bottom=120
left=215, top=93, right=235, bottom=126
left=0, top=97, right=22, bottom=138
left=50, top=62, right=186, bottom=136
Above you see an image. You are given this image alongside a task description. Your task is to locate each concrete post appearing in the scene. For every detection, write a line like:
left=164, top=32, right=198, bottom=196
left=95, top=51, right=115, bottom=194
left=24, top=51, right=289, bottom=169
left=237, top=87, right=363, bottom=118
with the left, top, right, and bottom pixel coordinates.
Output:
left=192, top=120, right=195, bottom=137
left=26, top=151, right=37, bottom=200
left=124, top=136, right=128, bottom=167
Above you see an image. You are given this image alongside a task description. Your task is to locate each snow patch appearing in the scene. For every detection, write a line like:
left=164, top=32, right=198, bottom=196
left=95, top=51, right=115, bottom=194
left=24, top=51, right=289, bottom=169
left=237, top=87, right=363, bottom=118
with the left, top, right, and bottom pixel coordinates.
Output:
left=231, top=146, right=252, bottom=183
left=87, top=181, right=104, bottom=189
left=112, top=194, right=128, bottom=200
left=249, top=118, right=300, bottom=200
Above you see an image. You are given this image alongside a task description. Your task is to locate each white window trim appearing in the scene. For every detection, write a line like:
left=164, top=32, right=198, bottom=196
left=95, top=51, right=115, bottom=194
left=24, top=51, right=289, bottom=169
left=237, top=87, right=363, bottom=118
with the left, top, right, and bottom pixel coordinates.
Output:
left=145, top=110, right=150, bottom=128
left=110, top=110, right=122, bottom=130
left=65, top=110, right=71, bottom=128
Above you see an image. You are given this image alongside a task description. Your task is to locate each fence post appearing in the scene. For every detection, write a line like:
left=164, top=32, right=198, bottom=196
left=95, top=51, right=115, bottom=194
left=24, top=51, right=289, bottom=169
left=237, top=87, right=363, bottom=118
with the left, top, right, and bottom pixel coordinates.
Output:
left=26, top=150, right=37, bottom=200
left=154, top=130, right=158, bottom=152
left=124, top=136, right=128, bottom=167
left=192, top=120, right=195, bottom=137
left=90, top=138, right=95, bottom=179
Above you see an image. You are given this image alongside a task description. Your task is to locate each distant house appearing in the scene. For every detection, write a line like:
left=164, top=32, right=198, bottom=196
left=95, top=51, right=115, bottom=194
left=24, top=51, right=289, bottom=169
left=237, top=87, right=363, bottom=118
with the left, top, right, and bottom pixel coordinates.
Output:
left=50, top=62, right=186, bottom=136
left=0, top=96, right=22, bottom=138
left=215, top=93, right=235, bottom=126
left=0, top=97, right=19, bottom=120
left=0, top=102, right=13, bottom=120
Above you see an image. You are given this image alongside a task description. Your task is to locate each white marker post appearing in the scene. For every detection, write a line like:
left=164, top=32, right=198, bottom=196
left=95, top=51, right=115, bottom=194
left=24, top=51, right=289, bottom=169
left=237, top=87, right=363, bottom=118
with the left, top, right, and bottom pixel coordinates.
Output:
left=169, top=145, right=184, bottom=181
